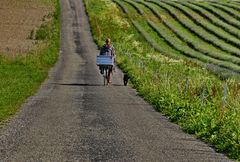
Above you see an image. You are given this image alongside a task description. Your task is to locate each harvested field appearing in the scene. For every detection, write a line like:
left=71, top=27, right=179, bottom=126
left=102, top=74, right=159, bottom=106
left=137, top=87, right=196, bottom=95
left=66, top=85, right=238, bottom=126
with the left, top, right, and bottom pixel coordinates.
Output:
left=0, top=0, right=53, bottom=55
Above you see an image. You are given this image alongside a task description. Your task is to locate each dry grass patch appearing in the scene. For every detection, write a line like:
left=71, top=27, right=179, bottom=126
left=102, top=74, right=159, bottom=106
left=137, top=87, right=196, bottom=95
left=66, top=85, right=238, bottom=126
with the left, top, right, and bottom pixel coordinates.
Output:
left=0, top=0, right=53, bottom=56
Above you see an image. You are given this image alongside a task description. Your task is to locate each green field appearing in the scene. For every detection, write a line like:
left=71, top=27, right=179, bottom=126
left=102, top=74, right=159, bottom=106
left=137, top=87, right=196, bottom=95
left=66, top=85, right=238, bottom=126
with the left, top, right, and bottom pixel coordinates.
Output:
left=0, top=1, right=60, bottom=124
left=84, top=0, right=240, bottom=160
left=115, top=0, right=240, bottom=75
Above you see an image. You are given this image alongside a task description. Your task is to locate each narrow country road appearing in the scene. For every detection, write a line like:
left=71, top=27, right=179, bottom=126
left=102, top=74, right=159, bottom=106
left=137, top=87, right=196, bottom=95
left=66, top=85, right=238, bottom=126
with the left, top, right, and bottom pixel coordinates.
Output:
left=0, top=0, right=232, bottom=161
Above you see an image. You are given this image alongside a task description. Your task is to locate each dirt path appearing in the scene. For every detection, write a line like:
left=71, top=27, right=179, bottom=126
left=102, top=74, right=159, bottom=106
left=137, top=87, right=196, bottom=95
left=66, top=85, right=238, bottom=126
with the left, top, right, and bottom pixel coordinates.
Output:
left=0, top=0, right=232, bottom=161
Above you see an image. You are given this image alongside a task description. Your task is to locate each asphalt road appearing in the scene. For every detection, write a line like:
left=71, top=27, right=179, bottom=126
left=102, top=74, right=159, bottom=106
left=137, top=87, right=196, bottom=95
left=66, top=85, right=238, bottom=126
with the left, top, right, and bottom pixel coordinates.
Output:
left=0, top=0, right=233, bottom=161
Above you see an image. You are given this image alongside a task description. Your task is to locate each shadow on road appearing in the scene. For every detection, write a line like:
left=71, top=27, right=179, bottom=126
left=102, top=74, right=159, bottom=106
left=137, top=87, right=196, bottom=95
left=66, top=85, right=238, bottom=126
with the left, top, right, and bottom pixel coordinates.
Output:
left=53, top=83, right=124, bottom=87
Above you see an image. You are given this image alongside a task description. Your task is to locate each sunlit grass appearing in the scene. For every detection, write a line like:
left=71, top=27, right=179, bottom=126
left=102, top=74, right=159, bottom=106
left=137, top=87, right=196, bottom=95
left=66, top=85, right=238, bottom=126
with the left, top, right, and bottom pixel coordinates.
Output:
left=84, top=0, right=240, bottom=160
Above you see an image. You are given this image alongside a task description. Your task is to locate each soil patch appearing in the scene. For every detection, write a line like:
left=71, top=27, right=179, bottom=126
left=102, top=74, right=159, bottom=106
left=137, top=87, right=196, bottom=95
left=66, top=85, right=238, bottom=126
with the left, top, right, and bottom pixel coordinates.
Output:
left=0, top=0, right=53, bottom=56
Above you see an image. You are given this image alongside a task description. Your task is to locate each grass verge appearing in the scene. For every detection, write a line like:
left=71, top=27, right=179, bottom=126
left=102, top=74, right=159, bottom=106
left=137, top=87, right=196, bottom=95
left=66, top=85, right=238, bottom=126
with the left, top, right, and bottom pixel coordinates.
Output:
left=0, top=0, right=60, bottom=124
left=84, top=0, right=240, bottom=160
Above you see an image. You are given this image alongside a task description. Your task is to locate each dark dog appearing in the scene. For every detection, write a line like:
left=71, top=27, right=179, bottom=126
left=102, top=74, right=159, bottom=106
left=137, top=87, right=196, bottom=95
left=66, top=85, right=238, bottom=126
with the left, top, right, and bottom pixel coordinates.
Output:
left=123, top=73, right=129, bottom=86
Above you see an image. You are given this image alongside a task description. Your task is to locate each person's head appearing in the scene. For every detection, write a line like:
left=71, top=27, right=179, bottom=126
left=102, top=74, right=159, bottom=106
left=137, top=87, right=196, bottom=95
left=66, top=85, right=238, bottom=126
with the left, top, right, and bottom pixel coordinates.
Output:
left=105, top=38, right=111, bottom=45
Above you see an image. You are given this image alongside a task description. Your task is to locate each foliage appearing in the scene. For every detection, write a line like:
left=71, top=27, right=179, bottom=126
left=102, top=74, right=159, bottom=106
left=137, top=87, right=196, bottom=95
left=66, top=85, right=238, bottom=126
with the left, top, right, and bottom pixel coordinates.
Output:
left=35, top=24, right=49, bottom=40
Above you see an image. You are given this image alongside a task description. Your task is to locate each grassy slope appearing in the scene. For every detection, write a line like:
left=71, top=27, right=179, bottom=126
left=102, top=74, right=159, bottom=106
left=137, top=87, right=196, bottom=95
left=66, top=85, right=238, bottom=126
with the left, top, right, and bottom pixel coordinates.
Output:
left=0, top=0, right=60, bottom=124
left=84, top=0, right=240, bottom=160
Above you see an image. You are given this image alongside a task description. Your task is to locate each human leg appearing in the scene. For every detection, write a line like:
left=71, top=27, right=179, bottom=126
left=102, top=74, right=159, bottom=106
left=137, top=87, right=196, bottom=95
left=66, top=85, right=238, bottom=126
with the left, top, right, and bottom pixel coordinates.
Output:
left=99, top=66, right=104, bottom=74
left=107, top=66, right=113, bottom=84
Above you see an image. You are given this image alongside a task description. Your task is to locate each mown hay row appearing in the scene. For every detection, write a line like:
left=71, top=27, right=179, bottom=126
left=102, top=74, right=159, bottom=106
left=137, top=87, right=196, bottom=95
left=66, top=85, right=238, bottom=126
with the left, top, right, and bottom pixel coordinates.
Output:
left=147, top=0, right=240, bottom=58
left=163, top=1, right=240, bottom=49
left=138, top=1, right=240, bottom=66
left=123, top=0, right=144, bottom=15
left=147, top=19, right=240, bottom=73
left=113, top=0, right=240, bottom=73
left=190, top=1, right=240, bottom=29
left=178, top=1, right=240, bottom=39
left=209, top=3, right=240, bottom=21
left=113, top=0, right=129, bottom=14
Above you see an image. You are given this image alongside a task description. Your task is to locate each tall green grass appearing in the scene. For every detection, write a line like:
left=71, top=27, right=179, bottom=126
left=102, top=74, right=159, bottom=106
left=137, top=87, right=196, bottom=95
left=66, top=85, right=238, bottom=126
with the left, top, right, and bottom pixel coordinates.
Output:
left=0, top=0, right=60, bottom=124
left=84, top=0, right=240, bottom=160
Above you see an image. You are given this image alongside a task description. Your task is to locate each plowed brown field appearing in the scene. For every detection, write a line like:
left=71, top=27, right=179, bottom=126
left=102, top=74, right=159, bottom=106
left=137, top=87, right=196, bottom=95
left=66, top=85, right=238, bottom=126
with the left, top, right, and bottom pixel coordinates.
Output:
left=0, top=0, right=53, bottom=55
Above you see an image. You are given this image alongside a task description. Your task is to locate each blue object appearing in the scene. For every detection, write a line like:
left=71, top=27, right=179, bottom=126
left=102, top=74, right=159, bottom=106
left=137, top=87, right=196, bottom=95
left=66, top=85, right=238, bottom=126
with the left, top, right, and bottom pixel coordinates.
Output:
left=96, top=55, right=114, bottom=66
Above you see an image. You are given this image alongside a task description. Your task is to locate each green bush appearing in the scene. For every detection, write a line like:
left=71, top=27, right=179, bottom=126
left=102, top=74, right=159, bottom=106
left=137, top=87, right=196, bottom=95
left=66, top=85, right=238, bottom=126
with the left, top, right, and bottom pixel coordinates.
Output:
left=35, top=24, right=49, bottom=40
